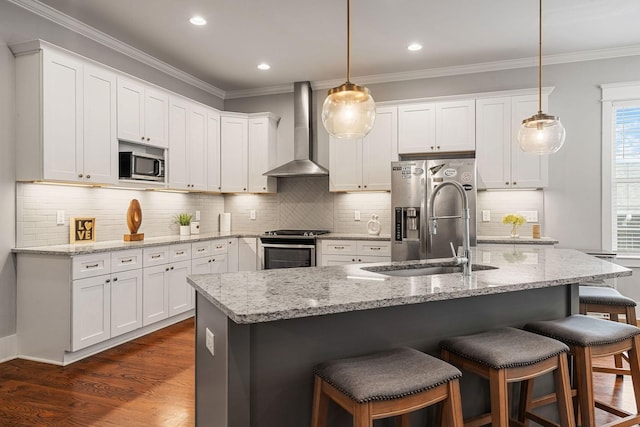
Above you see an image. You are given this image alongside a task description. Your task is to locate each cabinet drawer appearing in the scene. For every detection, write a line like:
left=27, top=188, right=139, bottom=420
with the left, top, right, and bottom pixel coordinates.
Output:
left=143, top=246, right=170, bottom=267
left=191, top=241, right=211, bottom=259
left=170, top=243, right=191, bottom=262
left=357, top=241, right=391, bottom=257
left=321, top=240, right=357, bottom=255
left=111, top=249, right=143, bottom=273
left=321, top=254, right=358, bottom=266
left=211, top=240, right=228, bottom=255
left=72, top=253, right=111, bottom=280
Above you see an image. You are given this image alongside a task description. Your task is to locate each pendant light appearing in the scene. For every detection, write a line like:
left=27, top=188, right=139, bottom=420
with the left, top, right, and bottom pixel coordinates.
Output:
left=517, top=0, right=566, bottom=155
left=322, top=0, right=376, bottom=139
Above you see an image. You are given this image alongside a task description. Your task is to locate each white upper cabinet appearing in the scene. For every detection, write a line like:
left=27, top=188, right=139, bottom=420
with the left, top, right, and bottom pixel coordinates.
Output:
left=168, top=96, right=208, bottom=191
left=330, top=106, right=398, bottom=191
left=117, top=76, right=169, bottom=148
left=220, top=115, right=248, bottom=192
left=476, top=94, right=548, bottom=189
left=398, top=100, right=475, bottom=154
left=14, top=44, right=117, bottom=184
left=207, top=110, right=221, bottom=192
left=248, top=115, right=278, bottom=193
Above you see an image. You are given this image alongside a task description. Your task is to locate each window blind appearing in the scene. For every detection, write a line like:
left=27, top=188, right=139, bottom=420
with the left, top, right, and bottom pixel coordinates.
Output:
left=614, top=104, right=640, bottom=253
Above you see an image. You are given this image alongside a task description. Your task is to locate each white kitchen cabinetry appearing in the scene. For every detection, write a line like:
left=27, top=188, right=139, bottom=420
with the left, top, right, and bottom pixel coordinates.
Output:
left=72, top=274, right=111, bottom=350
left=117, top=76, right=169, bottom=148
left=476, top=94, right=548, bottom=189
left=248, top=115, right=278, bottom=193
left=191, top=240, right=228, bottom=275
left=168, top=96, right=208, bottom=190
left=221, top=114, right=249, bottom=192
left=14, top=43, right=118, bottom=184
left=398, top=100, right=475, bottom=154
left=207, top=110, right=222, bottom=192
left=319, top=240, right=391, bottom=266
left=330, top=106, right=398, bottom=192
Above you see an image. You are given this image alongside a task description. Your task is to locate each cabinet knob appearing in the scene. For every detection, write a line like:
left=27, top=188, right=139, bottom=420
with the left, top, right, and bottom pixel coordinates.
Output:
left=165, top=267, right=170, bottom=271
left=141, top=136, right=145, bottom=141
left=212, top=258, right=215, bottom=262
left=170, top=266, right=174, bottom=270
left=505, top=181, right=509, bottom=185
left=430, top=146, right=435, bottom=150
left=263, top=187, right=266, bottom=190
left=78, top=174, right=83, bottom=178
left=86, top=174, right=91, bottom=179
left=513, top=182, right=517, bottom=185
left=105, top=279, right=110, bottom=283
left=218, top=187, right=221, bottom=190
left=364, top=185, right=367, bottom=188
left=113, top=277, right=118, bottom=282
left=243, top=188, right=246, bottom=191
left=352, top=258, right=356, bottom=262
left=208, top=259, right=212, bottom=263
left=437, top=146, right=441, bottom=149
left=146, top=137, right=150, bottom=141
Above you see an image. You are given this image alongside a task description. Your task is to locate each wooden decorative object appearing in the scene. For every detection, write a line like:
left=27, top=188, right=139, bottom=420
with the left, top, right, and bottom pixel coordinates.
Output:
left=70, top=217, right=96, bottom=243
left=124, top=199, right=144, bottom=241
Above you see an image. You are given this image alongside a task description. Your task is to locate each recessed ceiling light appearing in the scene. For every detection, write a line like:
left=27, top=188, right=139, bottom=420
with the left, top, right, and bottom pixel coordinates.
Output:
left=257, top=63, right=271, bottom=71
left=408, top=43, right=423, bottom=52
left=189, top=16, right=207, bottom=26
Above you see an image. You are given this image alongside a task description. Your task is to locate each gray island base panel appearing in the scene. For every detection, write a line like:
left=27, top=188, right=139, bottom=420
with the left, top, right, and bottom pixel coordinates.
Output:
left=188, top=245, right=631, bottom=427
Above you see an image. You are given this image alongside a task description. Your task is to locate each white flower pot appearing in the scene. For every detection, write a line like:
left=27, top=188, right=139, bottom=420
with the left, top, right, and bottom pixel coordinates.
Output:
left=179, top=225, right=190, bottom=237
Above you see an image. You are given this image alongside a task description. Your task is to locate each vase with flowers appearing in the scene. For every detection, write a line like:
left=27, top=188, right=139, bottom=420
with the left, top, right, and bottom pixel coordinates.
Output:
left=502, top=213, right=526, bottom=238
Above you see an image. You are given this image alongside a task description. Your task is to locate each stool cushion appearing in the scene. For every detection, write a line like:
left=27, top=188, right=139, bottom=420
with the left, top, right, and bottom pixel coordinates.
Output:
left=525, top=314, right=640, bottom=347
left=313, top=347, right=461, bottom=403
left=440, top=327, right=569, bottom=369
left=579, top=285, right=637, bottom=307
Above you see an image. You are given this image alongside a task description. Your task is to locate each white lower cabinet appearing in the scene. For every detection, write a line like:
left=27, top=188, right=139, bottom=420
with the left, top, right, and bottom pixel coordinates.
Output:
left=319, top=240, right=391, bottom=266
left=72, top=275, right=111, bottom=351
left=110, top=269, right=143, bottom=338
left=142, top=263, right=170, bottom=326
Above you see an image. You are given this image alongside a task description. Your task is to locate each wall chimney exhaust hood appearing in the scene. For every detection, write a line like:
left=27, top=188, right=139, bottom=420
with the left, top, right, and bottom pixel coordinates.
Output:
left=263, top=81, right=329, bottom=177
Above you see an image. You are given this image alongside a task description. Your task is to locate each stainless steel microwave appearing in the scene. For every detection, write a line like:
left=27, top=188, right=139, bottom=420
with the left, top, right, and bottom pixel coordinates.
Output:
left=119, top=152, right=165, bottom=182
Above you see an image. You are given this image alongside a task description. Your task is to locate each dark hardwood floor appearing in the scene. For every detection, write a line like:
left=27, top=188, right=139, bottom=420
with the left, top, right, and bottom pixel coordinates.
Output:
left=0, top=317, right=637, bottom=426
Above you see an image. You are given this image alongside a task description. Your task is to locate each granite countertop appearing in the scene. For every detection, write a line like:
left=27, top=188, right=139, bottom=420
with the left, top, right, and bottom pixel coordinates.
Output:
left=477, top=236, right=559, bottom=245
left=188, top=244, right=631, bottom=325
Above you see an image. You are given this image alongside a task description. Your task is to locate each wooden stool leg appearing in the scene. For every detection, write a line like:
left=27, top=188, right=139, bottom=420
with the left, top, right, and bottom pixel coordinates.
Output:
left=396, top=413, right=410, bottom=427
left=554, top=354, right=576, bottom=427
left=611, top=314, right=626, bottom=371
left=489, top=368, right=510, bottom=427
left=626, top=306, right=638, bottom=326
left=311, top=376, right=329, bottom=427
left=443, top=378, right=464, bottom=427
left=517, top=379, right=534, bottom=425
left=629, top=336, right=640, bottom=413
left=353, top=403, right=372, bottom=427
left=574, top=346, right=597, bottom=427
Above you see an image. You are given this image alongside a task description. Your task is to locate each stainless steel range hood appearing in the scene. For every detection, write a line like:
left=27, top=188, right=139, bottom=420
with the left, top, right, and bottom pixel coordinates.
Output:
left=263, top=81, right=329, bottom=177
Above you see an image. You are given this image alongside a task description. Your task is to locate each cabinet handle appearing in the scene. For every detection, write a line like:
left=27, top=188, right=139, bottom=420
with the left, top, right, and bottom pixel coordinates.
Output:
left=78, top=174, right=83, bottom=178
left=170, top=266, right=174, bottom=270
left=86, top=263, right=99, bottom=269
left=370, top=247, right=381, bottom=251
left=121, top=258, right=133, bottom=263
left=152, top=254, right=161, bottom=259
left=105, top=279, right=111, bottom=283
left=197, top=248, right=205, bottom=252
left=176, top=251, right=185, bottom=255
left=335, top=246, right=344, bottom=250
left=113, top=277, right=118, bottom=282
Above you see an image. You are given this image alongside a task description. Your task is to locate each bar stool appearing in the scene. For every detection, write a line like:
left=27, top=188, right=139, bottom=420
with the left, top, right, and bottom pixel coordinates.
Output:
left=311, top=347, right=464, bottom=427
left=580, top=285, right=638, bottom=376
left=525, top=314, right=640, bottom=427
left=440, top=327, right=575, bottom=427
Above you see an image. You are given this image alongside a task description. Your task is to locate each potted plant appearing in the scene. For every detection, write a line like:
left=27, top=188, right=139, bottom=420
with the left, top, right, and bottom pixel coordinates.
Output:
left=175, top=213, right=193, bottom=237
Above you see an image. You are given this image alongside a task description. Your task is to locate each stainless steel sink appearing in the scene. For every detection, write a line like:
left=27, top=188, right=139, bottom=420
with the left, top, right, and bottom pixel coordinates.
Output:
left=362, top=263, right=498, bottom=277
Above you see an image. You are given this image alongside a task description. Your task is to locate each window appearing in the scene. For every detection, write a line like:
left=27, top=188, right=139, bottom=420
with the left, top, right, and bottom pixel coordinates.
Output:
left=602, top=82, right=640, bottom=256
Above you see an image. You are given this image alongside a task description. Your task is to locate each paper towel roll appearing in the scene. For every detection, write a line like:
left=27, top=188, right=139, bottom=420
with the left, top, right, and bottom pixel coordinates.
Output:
left=219, top=213, right=231, bottom=233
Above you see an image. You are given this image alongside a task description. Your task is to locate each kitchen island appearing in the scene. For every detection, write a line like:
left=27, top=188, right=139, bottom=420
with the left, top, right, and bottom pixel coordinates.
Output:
left=188, top=245, right=631, bottom=427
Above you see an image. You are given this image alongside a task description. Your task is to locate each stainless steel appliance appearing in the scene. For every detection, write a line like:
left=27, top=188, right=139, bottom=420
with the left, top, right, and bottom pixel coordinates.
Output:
left=260, top=229, right=330, bottom=269
left=119, top=151, right=165, bottom=182
left=391, top=158, right=477, bottom=261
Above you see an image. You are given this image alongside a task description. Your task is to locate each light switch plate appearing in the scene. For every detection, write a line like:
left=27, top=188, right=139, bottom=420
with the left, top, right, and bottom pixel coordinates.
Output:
left=354, top=210, right=361, bottom=221
left=482, top=210, right=491, bottom=222
left=250, top=210, right=257, bottom=220
left=56, top=210, right=65, bottom=225
left=195, top=210, right=201, bottom=221
left=518, top=210, right=538, bottom=222
left=205, top=328, right=214, bottom=356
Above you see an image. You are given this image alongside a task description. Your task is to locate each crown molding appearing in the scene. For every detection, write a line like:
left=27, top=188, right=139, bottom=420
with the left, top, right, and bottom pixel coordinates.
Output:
left=8, top=0, right=226, bottom=99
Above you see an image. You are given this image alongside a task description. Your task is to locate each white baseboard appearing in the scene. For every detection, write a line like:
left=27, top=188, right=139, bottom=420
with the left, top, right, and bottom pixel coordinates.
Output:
left=0, top=334, right=17, bottom=363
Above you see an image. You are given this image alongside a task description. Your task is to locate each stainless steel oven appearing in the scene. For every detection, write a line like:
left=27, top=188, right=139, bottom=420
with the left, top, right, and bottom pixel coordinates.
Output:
left=260, top=230, right=329, bottom=270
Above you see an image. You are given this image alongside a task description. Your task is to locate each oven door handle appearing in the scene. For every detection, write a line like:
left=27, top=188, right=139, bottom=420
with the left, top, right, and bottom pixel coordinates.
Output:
left=261, top=243, right=316, bottom=249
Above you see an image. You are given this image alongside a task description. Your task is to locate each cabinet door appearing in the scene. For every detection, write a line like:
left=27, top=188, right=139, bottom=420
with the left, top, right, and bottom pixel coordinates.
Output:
left=189, top=105, right=208, bottom=190
left=221, top=116, right=248, bottom=192
left=42, top=49, right=83, bottom=182
left=71, top=275, right=110, bottom=350
left=226, top=238, right=239, bottom=273
left=436, top=100, right=476, bottom=152
left=144, top=87, right=169, bottom=148
left=168, top=97, right=189, bottom=189
left=168, top=260, right=192, bottom=317
left=476, top=97, right=512, bottom=189
left=117, top=77, right=145, bottom=143
left=142, top=264, right=169, bottom=326
left=207, top=110, right=221, bottom=192
left=398, top=103, right=436, bottom=154
left=248, top=117, right=277, bottom=193
left=362, top=106, right=397, bottom=191
left=191, top=257, right=212, bottom=275
left=511, top=94, right=549, bottom=188
left=110, top=269, right=143, bottom=338
left=329, top=137, right=362, bottom=191
left=238, top=237, right=258, bottom=272
left=83, top=64, right=117, bottom=184
left=211, top=253, right=228, bottom=274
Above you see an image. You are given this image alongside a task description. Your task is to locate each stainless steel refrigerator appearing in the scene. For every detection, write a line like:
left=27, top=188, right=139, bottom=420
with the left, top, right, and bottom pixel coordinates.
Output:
left=391, top=158, right=477, bottom=261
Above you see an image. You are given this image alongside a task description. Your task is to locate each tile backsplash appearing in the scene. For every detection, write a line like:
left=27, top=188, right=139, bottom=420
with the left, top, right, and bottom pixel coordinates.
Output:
left=476, top=190, right=544, bottom=237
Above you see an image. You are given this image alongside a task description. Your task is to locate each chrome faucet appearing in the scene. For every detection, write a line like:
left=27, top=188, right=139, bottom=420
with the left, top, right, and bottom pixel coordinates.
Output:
left=428, top=181, right=472, bottom=276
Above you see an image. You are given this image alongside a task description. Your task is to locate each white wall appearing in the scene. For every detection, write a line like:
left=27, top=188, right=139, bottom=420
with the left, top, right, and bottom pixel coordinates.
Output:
left=0, top=44, right=16, bottom=338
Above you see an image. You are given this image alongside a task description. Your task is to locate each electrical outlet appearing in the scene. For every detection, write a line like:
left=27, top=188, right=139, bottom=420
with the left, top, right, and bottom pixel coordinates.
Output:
left=518, top=210, right=538, bottom=222
left=195, top=210, right=201, bottom=221
left=250, top=210, right=257, bottom=220
left=56, top=210, right=65, bottom=225
left=482, top=210, right=491, bottom=222
left=354, top=210, right=361, bottom=221
left=205, top=328, right=214, bottom=356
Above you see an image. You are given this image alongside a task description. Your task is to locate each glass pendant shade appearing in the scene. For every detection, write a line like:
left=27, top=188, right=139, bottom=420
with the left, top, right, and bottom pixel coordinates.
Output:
left=322, top=82, right=376, bottom=139
left=517, top=113, right=566, bottom=154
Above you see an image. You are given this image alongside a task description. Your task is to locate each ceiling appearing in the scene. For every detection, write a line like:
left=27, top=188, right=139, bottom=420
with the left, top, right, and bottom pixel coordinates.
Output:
left=28, top=0, right=640, bottom=97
